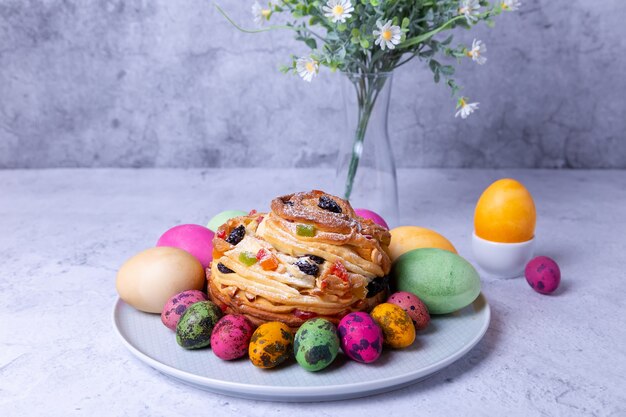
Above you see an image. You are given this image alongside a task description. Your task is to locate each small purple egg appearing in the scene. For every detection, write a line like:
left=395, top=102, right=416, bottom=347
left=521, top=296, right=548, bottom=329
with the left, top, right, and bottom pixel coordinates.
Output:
left=525, top=256, right=561, bottom=294
left=338, top=312, right=383, bottom=364
left=354, top=209, right=389, bottom=230
left=161, top=290, right=208, bottom=331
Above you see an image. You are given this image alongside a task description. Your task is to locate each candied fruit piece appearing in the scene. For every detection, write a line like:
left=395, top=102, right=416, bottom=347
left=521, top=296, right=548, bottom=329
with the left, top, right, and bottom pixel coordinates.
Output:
left=296, top=224, right=316, bottom=237
left=239, top=251, right=257, bottom=266
left=216, top=229, right=226, bottom=239
left=256, top=248, right=279, bottom=271
left=293, top=309, right=318, bottom=320
left=330, top=261, right=349, bottom=281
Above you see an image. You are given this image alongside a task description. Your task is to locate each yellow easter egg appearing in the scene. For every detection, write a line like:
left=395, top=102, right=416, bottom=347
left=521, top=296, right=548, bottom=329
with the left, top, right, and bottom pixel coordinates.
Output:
left=248, top=322, right=293, bottom=369
left=388, top=226, right=457, bottom=262
left=370, top=303, right=416, bottom=349
left=474, top=178, right=536, bottom=243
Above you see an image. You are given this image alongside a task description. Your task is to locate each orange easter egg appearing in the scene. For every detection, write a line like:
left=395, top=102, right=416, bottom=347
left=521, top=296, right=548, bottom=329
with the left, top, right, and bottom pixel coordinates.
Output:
left=474, top=178, right=536, bottom=243
left=389, top=226, right=457, bottom=262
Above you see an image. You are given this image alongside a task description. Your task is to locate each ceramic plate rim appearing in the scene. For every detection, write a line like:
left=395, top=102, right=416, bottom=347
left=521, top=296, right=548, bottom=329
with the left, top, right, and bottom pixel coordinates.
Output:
left=112, top=293, right=490, bottom=400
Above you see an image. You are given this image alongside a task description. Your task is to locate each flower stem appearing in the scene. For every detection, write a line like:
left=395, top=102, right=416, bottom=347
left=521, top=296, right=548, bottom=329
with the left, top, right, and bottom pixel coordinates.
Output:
left=343, top=75, right=387, bottom=200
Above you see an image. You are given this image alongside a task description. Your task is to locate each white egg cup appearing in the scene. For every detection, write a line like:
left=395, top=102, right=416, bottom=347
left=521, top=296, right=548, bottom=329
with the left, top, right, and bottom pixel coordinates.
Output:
left=471, top=232, right=535, bottom=279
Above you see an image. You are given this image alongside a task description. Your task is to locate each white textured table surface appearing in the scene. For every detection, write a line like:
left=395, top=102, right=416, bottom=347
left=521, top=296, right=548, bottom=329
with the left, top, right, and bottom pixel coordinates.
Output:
left=1, top=169, right=625, bottom=417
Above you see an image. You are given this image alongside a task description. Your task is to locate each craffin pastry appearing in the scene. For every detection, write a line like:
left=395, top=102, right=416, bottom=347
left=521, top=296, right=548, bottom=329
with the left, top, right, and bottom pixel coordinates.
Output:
left=207, top=190, right=392, bottom=330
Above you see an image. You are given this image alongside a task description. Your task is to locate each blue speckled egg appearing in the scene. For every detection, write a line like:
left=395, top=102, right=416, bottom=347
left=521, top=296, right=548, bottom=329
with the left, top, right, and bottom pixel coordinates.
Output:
left=294, top=318, right=340, bottom=372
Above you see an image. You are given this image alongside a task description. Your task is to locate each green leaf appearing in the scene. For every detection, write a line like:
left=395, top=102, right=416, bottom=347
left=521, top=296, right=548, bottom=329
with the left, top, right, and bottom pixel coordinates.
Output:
left=337, top=23, right=347, bottom=32
left=429, top=59, right=440, bottom=72
left=305, top=38, right=317, bottom=49
left=434, top=71, right=440, bottom=83
left=440, top=65, right=455, bottom=76
left=360, top=38, right=370, bottom=49
left=440, top=35, right=453, bottom=46
left=351, top=28, right=361, bottom=37
left=400, top=15, right=464, bottom=49
left=401, top=17, right=410, bottom=29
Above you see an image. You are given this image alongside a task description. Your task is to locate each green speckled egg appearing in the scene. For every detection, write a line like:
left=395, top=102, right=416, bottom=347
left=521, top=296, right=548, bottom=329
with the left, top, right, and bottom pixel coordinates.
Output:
left=392, top=248, right=481, bottom=314
left=294, top=318, right=340, bottom=372
left=176, top=301, right=222, bottom=349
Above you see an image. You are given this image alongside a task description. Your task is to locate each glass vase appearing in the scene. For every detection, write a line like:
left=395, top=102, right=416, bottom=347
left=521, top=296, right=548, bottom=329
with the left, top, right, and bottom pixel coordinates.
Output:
left=334, top=72, right=399, bottom=227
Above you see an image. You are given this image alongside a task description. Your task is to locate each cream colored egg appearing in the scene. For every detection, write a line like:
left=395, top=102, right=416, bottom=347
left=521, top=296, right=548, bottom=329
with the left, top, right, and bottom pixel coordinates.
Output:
left=116, top=246, right=205, bottom=313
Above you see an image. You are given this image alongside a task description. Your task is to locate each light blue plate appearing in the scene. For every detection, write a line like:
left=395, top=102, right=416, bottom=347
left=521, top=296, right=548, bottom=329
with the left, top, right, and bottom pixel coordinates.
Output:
left=113, top=293, right=490, bottom=402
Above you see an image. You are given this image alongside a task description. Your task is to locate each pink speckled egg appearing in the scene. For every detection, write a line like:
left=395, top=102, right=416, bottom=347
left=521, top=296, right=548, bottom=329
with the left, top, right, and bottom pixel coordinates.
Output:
left=211, top=314, right=254, bottom=360
left=156, top=224, right=214, bottom=269
left=387, top=291, right=430, bottom=331
left=354, top=208, right=389, bottom=230
left=161, top=290, right=208, bottom=331
left=337, top=312, right=383, bottom=364
left=525, top=256, right=561, bottom=294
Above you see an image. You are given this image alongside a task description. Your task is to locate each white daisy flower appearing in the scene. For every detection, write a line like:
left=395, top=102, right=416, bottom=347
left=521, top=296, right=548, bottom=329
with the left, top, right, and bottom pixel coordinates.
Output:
left=322, top=0, right=354, bottom=24
left=501, top=0, right=521, bottom=11
left=467, top=39, right=487, bottom=65
left=373, top=20, right=402, bottom=51
left=296, top=57, right=319, bottom=82
left=458, top=0, right=480, bottom=25
left=455, top=97, right=479, bottom=119
left=252, top=1, right=271, bottom=26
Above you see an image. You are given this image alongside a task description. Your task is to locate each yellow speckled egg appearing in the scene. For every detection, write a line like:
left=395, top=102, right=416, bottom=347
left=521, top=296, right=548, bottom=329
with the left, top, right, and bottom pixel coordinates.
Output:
left=249, top=322, right=294, bottom=369
left=370, top=303, right=416, bottom=349
left=474, top=178, right=536, bottom=243
left=388, top=226, right=457, bottom=261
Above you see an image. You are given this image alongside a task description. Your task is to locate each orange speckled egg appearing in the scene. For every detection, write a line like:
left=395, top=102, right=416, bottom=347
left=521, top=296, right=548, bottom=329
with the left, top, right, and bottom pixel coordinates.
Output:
left=388, top=226, right=457, bottom=261
left=474, top=178, right=536, bottom=243
left=370, top=303, right=416, bottom=349
left=249, top=322, right=293, bottom=369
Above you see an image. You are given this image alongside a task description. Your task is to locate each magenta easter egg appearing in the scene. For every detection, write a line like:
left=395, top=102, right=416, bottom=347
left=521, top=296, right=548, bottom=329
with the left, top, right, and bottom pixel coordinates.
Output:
left=525, top=256, right=561, bottom=294
left=156, top=224, right=214, bottom=269
left=210, top=314, right=254, bottom=360
left=161, top=290, right=208, bottom=331
left=338, top=312, right=383, bottom=364
left=354, top=209, right=389, bottom=230
left=387, top=291, right=430, bottom=331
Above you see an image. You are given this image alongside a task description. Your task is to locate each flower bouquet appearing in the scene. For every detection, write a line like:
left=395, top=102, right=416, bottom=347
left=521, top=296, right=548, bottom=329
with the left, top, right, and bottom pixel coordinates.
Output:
left=218, top=0, right=520, bottom=220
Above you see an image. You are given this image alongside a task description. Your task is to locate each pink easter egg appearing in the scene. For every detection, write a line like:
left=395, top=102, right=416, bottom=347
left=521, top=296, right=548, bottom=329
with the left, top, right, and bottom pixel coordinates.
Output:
left=161, top=290, right=208, bottom=331
left=387, top=291, right=430, bottom=331
left=156, top=224, right=214, bottom=269
left=210, top=314, right=254, bottom=360
left=354, top=208, right=389, bottom=230
left=338, top=312, right=383, bottom=364
left=525, top=256, right=561, bottom=294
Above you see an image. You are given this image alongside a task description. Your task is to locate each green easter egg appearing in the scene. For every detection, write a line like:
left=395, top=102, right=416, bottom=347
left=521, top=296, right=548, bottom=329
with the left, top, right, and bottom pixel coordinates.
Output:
left=294, top=318, right=339, bottom=372
left=392, top=248, right=481, bottom=314
left=176, top=301, right=222, bottom=349
left=206, top=210, right=247, bottom=232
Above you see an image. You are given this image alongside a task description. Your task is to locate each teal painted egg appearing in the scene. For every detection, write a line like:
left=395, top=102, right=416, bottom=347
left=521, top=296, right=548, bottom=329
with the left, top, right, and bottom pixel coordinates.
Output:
left=392, top=248, right=481, bottom=314
left=206, top=210, right=247, bottom=232
left=294, top=318, right=340, bottom=372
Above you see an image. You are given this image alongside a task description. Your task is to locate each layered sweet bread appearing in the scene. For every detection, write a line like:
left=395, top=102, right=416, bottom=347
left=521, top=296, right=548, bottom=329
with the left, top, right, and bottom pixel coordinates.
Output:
left=207, top=190, right=392, bottom=329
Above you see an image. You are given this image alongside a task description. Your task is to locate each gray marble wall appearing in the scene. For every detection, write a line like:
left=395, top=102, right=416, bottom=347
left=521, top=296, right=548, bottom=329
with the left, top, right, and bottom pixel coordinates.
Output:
left=0, top=0, right=624, bottom=169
